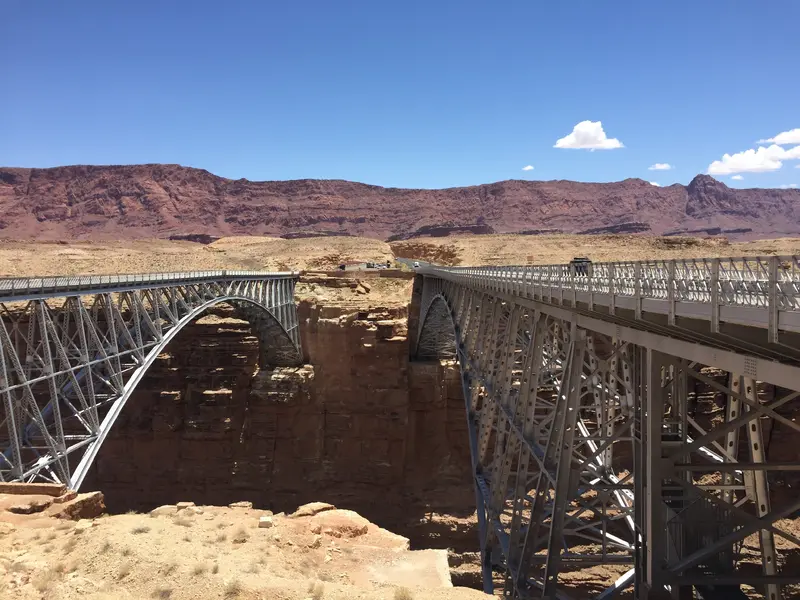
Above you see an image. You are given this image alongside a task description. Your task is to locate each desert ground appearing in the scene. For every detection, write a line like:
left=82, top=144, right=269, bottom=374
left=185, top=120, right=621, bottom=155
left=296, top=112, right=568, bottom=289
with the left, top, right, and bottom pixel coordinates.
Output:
left=0, top=490, right=487, bottom=600
left=389, top=233, right=800, bottom=266
left=1, top=233, right=799, bottom=278
left=6, top=233, right=795, bottom=310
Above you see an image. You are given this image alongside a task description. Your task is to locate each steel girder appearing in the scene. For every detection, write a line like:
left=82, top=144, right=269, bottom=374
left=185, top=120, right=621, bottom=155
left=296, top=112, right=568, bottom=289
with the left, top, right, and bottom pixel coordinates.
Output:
left=0, top=273, right=301, bottom=489
left=414, top=274, right=800, bottom=600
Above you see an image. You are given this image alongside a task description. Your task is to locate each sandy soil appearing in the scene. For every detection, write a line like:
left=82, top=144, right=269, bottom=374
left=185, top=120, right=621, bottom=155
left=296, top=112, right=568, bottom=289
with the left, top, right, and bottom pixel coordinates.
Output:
left=0, top=499, right=488, bottom=600
left=0, top=237, right=393, bottom=277
left=3, top=234, right=799, bottom=281
left=390, top=234, right=800, bottom=266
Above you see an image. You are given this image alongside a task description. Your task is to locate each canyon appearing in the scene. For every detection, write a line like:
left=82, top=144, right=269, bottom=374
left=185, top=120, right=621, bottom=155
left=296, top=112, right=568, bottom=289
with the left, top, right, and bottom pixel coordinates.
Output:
left=69, top=270, right=800, bottom=596
left=78, top=272, right=484, bottom=585
left=2, top=237, right=800, bottom=598
left=2, top=164, right=800, bottom=242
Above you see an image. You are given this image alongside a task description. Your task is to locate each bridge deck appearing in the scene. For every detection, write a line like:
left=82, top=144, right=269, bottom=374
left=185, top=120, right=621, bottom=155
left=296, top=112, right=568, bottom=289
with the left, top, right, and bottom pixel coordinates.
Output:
left=417, top=255, right=800, bottom=342
left=0, top=269, right=299, bottom=301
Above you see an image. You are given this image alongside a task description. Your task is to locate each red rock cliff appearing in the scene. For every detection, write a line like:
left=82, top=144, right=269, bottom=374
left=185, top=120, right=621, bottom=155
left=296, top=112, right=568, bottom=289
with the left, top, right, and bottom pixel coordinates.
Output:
left=2, top=165, right=799, bottom=240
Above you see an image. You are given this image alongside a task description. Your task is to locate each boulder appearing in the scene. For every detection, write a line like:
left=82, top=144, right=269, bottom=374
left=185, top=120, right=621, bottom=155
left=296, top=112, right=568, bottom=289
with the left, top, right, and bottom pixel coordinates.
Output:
left=53, top=491, right=77, bottom=504
left=149, top=505, right=177, bottom=517
left=0, top=482, right=67, bottom=497
left=289, top=502, right=335, bottom=519
left=7, top=496, right=53, bottom=514
left=311, top=509, right=370, bottom=538
left=228, top=501, right=253, bottom=509
left=52, top=491, right=105, bottom=520
left=176, top=501, right=196, bottom=511
left=258, top=516, right=273, bottom=529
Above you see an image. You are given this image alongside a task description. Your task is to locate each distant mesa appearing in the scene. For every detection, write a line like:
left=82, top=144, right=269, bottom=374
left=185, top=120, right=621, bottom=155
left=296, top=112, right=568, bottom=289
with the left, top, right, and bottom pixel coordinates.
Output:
left=0, top=164, right=798, bottom=242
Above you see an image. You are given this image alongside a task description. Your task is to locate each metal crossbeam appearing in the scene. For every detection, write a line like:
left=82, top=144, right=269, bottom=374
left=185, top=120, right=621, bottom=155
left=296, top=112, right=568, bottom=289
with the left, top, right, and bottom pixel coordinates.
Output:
left=410, top=255, right=800, bottom=600
left=0, top=271, right=301, bottom=489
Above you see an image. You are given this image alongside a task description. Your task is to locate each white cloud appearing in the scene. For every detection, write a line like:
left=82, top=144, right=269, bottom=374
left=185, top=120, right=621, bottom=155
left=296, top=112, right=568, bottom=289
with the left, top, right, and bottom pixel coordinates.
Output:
left=521, top=165, right=534, bottom=171
left=648, top=163, right=673, bottom=171
left=758, top=128, right=800, bottom=146
left=779, top=183, right=798, bottom=189
left=554, top=120, right=624, bottom=150
left=731, top=175, right=744, bottom=180
left=707, top=144, right=800, bottom=175
left=649, top=181, right=661, bottom=186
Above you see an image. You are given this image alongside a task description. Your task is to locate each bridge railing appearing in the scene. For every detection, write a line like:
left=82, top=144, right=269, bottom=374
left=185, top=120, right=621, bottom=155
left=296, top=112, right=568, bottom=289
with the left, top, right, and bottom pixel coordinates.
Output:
left=0, top=269, right=299, bottom=299
left=424, top=255, right=800, bottom=308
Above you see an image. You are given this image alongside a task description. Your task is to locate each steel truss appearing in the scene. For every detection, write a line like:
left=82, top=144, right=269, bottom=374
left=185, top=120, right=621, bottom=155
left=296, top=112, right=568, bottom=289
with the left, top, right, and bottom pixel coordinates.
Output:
left=415, top=275, right=800, bottom=600
left=0, top=271, right=301, bottom=489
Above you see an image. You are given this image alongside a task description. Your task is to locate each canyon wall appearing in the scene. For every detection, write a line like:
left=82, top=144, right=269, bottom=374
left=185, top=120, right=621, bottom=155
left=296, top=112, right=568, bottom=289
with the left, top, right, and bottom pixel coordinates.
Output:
left=82, top=296, right=477, bottom=550
left=79, top=273, right=800, bottom=569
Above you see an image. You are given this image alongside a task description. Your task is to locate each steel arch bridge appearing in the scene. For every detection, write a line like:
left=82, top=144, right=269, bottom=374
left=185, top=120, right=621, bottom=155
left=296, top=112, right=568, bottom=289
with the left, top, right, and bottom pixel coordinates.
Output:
left=0, top=270, right=301, bottom=490
left=409, top=256, right=800, bottom=600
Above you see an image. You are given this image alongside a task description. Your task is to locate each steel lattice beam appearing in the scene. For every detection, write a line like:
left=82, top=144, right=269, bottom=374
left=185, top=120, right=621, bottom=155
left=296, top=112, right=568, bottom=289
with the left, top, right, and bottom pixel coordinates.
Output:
left=411, top=257, right=800, bottom=600
left=0, top=271, right=301, bottom=489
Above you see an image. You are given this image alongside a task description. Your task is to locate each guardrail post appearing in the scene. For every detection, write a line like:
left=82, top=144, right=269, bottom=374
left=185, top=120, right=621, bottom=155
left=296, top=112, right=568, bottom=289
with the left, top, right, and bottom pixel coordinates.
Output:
left=668, top=260, right=676, bottom=326
left=609, top=264, right=616, bottom=315
left=635, top=263, right=642, bottom=320
left=769, top=256, right=779, bottom=344
left=570, top=264, right=576, bottom=307
left=711, top=260, right=720, bottom=333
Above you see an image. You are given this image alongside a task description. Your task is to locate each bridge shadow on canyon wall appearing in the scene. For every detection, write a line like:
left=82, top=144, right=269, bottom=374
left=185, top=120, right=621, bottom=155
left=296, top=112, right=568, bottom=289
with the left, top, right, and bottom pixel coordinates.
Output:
left=82, top=300, right=478, bottom=553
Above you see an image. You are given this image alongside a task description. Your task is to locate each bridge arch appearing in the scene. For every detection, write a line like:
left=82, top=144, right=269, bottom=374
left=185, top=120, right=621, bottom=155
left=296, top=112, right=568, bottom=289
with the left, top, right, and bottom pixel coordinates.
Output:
left=413, top=280, right=499, bottom=591
left=415, top=293, right=458, bottom=360
left=412, top=274, right=641, bottom=596
left=69, top=295, right=301, bottom=490
left=0, top=274, right=302, bottom=490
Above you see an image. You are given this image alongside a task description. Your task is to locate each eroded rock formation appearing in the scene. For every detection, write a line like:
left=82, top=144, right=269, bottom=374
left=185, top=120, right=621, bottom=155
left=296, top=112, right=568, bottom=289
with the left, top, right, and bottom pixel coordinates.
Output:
left=2, top=164, right=800, bottom=240
left=82, top=297, right=476, bottom=553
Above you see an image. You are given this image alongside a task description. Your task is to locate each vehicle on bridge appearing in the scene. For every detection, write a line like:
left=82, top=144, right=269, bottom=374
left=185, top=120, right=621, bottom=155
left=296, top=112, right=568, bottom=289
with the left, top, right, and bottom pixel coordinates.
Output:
left=569, top=256, right=592, bottom=275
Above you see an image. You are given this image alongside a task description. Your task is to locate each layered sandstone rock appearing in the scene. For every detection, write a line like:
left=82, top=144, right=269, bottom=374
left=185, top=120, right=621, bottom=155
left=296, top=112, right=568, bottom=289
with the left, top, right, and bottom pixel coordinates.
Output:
left=2, top=164, right=799, bottom=241
left=82, top=292, right=475, bottom=552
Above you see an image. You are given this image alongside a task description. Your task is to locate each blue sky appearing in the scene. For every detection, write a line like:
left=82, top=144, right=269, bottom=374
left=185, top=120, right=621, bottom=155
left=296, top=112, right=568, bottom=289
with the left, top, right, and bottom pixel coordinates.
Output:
left=1, top=0, right=799, bottom=189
